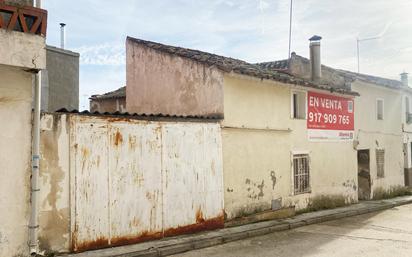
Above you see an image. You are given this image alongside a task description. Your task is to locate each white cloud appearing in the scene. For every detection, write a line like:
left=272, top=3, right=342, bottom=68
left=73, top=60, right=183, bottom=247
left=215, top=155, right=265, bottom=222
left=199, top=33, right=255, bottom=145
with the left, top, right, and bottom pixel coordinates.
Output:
left=73, top=43, right=125, bottom=66
left=44, top=0, right=412, bottom=109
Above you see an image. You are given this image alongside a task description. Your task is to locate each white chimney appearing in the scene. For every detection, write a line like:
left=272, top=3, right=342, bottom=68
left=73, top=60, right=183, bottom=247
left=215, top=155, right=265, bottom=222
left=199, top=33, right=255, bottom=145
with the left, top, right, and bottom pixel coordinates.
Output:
left=35, top=0, right=42, bottom=8
left=60, top=23, right=66, bottom=49
left=309, top=35, right=322, bottom=82
left=401, top=72, right=408, bottom=87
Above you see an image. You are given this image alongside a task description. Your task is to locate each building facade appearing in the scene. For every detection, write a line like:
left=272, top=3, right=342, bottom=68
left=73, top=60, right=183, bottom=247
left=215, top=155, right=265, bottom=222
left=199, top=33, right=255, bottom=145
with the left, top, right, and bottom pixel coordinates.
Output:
left=89, top=86, right=126, bottom=113
left=125, top=37, right=360, bottom=220
left=0, top=1, right=47, bottom=256
left=266, top=52, right=406, bottom=200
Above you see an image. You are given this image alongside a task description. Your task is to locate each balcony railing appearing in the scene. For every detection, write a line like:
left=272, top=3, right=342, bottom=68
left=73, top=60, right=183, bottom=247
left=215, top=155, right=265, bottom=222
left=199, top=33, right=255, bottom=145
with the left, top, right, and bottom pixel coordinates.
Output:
left=0, top=1, right=47, bottom=36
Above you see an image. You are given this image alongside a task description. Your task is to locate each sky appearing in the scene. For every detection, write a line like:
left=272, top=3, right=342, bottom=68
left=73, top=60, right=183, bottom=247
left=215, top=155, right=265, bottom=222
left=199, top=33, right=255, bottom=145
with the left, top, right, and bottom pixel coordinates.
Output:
left=43, top=0, right=412, bottom=110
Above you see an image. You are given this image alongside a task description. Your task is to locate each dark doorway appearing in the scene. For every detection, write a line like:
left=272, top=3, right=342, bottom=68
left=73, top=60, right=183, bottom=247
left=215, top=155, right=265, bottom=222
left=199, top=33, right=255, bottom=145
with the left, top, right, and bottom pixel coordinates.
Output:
left=358, top=149, right=371, bottom=200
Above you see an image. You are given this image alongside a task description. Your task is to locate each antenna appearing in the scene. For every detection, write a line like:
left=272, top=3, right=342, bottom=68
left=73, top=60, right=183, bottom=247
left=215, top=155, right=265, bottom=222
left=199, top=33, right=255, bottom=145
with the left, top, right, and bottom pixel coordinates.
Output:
left=288, top=0, right=293, bottom=59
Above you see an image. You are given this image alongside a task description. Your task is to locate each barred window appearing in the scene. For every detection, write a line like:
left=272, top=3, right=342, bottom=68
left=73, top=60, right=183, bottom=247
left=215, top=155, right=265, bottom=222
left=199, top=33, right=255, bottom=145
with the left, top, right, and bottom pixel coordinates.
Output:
left=293, top=154, right=310, bottom=194
left=376, top=149, right=385, bottom=178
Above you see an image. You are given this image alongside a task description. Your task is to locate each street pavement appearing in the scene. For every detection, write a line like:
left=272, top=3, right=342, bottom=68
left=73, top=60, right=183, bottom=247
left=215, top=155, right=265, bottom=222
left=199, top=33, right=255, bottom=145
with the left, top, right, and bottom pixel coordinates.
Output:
left=173, top=204, right=412, bottom=257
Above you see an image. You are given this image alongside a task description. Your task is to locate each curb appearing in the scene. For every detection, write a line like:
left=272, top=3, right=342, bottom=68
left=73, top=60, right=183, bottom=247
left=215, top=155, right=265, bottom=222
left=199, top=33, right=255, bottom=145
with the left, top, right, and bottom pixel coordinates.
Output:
left=61, top=197, right=412, bottom=257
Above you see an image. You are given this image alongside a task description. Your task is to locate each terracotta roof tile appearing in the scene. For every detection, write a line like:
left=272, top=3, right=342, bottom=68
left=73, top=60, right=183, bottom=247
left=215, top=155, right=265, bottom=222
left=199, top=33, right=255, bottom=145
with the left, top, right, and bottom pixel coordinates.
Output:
left=127, top=37, right=358, bottom=96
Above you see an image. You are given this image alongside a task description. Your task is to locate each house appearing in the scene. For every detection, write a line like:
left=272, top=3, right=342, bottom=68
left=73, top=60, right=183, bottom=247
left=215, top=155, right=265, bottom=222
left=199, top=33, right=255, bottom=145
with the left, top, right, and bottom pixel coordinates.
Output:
left=126, top=36, right=360, bottom=220
left=401, top=73, right=412, bottom=186
left=263, top=47, right=405, bottom=200
left=89, top=86, right=126, bottom=113
left=41, top=45, right=80, bottom=112
left=0, top=0, right=47, bottom=256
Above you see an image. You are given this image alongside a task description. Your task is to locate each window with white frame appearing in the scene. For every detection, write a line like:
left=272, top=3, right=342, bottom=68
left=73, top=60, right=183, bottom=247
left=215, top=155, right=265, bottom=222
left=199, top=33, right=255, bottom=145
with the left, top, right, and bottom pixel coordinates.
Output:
left=376, top=99, right=384, bottom=120
left=376, top=149, right=385, bottom=178
left=293, top=154, right=310, bottom=194
left=291, top=91, right=306, bottom=119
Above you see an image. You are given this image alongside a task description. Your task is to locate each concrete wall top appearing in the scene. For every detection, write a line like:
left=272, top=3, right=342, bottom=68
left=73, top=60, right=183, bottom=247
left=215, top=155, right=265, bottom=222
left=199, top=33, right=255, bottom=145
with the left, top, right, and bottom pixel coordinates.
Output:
left=0, top=29, right=46, bottom=70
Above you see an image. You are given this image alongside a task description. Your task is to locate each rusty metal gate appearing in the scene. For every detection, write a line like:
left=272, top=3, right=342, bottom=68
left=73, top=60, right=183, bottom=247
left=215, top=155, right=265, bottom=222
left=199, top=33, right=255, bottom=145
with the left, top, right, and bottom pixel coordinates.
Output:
left=69, top=118, right=224, bottom=252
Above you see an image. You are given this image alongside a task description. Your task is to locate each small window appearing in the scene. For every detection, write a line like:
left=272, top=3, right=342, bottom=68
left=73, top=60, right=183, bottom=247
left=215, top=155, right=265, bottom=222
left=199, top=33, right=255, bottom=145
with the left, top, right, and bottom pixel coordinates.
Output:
left=348, top=100, right=354, bottom=113
left=376, top=149, right=385, bottom=178
left=292, top=91, right=306, bottom=119
left=293, top=154, right=310, bottom=194
left=376, top=99, right=384, bottom=120
left=405, top=97, right=410, bottom=123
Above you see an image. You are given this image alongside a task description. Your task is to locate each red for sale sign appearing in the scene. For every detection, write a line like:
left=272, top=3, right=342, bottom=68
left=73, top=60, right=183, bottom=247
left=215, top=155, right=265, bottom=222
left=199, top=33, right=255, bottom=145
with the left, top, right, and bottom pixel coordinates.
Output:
left=307, top=91, right=354, bottom=141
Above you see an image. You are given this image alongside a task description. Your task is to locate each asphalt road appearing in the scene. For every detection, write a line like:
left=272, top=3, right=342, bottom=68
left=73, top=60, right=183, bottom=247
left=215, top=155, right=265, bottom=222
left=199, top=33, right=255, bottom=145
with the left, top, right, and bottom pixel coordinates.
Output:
left=174, top=204, right=412, bottom=257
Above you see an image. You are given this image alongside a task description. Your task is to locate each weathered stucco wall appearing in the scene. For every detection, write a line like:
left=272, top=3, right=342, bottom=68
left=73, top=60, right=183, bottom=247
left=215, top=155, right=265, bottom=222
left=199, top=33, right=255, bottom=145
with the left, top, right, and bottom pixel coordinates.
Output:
left=90, top=98, right=126, bottom=113
left=39, top=113, right=71, bottom=253
left=38, top=113, right=224, bottom=253
left=41, top=46, right=80, bottom=112
left=126, top=38, right=224, bottom=117
left=0, top=64, right=33, bottom=257
left=0, top=29, right=46, bottom=70
left=222, top=74, right=357, bottom=219
left=353, top=81, right=404, bottom=196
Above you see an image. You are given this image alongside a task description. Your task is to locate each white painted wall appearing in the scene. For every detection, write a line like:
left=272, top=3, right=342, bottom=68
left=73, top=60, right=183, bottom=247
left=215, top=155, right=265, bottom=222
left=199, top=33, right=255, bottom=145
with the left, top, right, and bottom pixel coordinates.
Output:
left=0, top=65, right=33, bottom=257
left=222, top=74, right=357, bottom=219
left=353, top=80, right=404, bottom=196
left=402, top=90, right=412, bottom=169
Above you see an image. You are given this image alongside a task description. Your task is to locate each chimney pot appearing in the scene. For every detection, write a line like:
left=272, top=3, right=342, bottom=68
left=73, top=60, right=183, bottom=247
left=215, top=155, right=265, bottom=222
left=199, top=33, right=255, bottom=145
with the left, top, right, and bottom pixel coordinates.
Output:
left=401, top=72, right=409, bottom=87
left=60, top=23, right=66, bottom=49
left=309, top=35, right=322, bottom=82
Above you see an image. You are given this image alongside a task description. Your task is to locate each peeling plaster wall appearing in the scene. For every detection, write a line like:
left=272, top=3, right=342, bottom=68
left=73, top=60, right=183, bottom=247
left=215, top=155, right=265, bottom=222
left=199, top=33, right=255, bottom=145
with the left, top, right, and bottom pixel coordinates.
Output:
left=353, top=81, right=404, bottom=196
left=222, top=74, right=357, bottom=220
left=0, top=65, right=33, bottom=257
left=126, top=39, right=224, bottom=117
left=39, top=113, right=71, bottom=253
left=0, top=30, right=46, bottom=70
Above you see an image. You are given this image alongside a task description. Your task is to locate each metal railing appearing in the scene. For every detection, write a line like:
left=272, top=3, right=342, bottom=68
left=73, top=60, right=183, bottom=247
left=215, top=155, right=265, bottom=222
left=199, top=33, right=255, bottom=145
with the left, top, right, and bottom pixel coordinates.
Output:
left=0, top=1, right=47, bottom=36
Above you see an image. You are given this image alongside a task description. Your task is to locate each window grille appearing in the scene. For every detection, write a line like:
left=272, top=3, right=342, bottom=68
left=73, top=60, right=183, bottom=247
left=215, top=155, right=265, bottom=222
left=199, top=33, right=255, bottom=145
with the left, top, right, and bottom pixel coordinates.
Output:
left=376, top=149, right=385, bottom=178
left=293, top=154, right=310, bottom=194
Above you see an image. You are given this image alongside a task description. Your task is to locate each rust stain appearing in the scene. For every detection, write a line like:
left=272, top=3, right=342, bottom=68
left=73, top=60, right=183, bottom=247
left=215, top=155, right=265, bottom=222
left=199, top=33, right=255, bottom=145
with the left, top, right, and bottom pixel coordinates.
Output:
left=164, top=214, right=224, bottom=237
left=71, top=214, right=224, bottom=252
left=111, top=231, right=163, bottom=247
left=196, top=208, right=205, bottom=223
left=81, top=147, right=90, bottom=159
left=114, top=131, right=123, bottom=146
left=129, top=217, right=141, bottom=228
left=73, top=237, right=109, bottom=253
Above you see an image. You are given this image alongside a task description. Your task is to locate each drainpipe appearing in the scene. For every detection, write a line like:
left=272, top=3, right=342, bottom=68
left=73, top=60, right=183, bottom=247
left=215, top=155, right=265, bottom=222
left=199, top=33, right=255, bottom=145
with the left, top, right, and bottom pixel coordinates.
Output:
left=28, top=1, right=42, bottom=255
left=29, top=70, right=41, bottom=256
